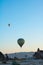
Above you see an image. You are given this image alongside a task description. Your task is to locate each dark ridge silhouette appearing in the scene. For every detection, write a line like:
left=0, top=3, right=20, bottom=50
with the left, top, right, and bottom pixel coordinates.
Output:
left=33, top=48, right=43, bottom=59
left=0, top=52, right=5, bottom=61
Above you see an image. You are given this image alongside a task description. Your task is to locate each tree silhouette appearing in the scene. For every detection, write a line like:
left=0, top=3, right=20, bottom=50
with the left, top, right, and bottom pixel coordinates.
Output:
left=37, top=48, right=40, bottom=52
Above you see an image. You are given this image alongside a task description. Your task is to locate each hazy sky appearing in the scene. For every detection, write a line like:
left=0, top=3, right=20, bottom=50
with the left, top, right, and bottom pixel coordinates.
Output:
left=0, top=0, right=43, bottom=53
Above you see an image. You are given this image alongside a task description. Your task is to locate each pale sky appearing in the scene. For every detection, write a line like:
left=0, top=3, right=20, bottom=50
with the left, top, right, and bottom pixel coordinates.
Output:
left=0, top=0, right=43, bottom=53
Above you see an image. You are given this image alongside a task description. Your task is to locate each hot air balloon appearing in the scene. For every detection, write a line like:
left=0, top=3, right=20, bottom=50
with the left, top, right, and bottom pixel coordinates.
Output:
left=17, top=38, right=25, bottom=48
left=8, top=24, right=10, bottom=27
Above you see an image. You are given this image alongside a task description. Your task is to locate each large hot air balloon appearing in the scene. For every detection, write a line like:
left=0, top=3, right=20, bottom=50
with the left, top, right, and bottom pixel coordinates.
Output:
left=17, top=38, right=25, bottom=48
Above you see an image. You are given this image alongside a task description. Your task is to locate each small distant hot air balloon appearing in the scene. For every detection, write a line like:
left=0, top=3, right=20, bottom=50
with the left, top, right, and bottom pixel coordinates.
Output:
left=17, top=38, right=25, bottom=48
left=8, top=24, right=10, bottom=27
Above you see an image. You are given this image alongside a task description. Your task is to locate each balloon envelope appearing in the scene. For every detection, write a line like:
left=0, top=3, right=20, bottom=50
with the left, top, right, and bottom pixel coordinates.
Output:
left=17, top=38, right=25, bottom=47
left=8, top=24, right=10, bottom=27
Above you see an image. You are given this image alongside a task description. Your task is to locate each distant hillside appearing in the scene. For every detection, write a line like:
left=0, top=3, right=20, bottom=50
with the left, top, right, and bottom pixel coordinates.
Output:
left=7, top=52, right=34, bottom=59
